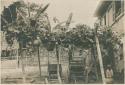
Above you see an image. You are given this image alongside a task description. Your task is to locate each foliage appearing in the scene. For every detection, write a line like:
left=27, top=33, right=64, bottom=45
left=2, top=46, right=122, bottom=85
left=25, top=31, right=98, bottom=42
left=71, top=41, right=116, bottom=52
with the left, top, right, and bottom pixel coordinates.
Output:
left=41, top=24, right=95, bottom=50
left=1, top=1, right=50, bottom=52
left=97, top=26, right=124, bottom=68
left=1, top=1, right=123, bottom=64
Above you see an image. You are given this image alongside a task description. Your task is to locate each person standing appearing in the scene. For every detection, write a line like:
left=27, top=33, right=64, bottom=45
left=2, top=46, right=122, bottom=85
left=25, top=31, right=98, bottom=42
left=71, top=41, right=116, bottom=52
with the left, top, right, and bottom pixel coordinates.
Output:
left=105, top=65, right=114, bottom=84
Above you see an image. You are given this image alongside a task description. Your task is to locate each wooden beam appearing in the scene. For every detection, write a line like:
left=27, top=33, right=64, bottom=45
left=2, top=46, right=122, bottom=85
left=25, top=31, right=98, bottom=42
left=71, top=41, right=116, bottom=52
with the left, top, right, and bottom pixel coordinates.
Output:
left=37, top=46, right=42, bottom=78
left=45, top=78, right=48, bottom=84
left=92, top=45, right=99, bottom=80
left=21, top=48, right=26, bottom=83
left=56, top=44, right=62, bottom=83
left=16, top=49, right=19, bottom=68
left=95, top=35, right=106, bottom=84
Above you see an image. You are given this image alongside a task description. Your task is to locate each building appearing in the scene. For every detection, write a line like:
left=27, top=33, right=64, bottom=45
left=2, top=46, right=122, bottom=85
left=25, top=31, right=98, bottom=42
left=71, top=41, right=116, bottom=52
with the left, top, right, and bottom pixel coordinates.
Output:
left=94, top=0, right=124, bottom=83
left=94, top=0, right=124, bottom=35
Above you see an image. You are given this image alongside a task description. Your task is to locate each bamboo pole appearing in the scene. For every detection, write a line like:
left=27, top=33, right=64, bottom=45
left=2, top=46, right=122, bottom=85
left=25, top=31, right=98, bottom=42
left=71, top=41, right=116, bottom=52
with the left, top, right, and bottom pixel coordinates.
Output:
left=21, top=48, right=26, bottom=83
left=26, top=54, right=28, bottom=67
left=85, top=49, right=91, bottom=83
left=85, top=70, right=89, bottom=83
left=45, top=77, right=48, bottom=84
left=56, top=44, right=62, bottom=83
left=95, top=35, right=106, bottom=84
left=123, top=32, right=125, bottom=84
left=47, top=49, right=49, bottom=66
left=37, top=46, right=42, bottom=79
left=16, top=49, right=19, bottom=68
left=92, top=45, right=99, bottom=80
left=58, top=46, right=62, bottom=83
left=47, top=50, right=49, bottom=78
left=123, top=2, right=125, bottom=83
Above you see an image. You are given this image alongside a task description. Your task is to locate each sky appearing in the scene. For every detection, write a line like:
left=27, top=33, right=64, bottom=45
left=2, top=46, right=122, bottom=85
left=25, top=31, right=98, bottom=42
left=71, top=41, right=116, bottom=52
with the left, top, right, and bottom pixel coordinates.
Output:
left=1, top=0, right=100, bottom=28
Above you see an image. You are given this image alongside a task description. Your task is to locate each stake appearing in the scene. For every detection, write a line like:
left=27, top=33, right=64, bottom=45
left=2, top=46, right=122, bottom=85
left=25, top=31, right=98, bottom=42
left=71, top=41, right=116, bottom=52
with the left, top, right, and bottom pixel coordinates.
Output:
left=92, top=45, right=99, bottom=80
left=123, top=9, right=125, bottom=83
left=16, top=49, right=19, bottom=68
left=21, top=48, right=26, bottom=83
left=45, top=77, right=48, bottom=84
left=123, top=35, right=125, bottom=84
left=95, top=35, right=106, bottom=84
left=37, top=46, right=42, bottom=78
left=56, top=44, right=62, bottom=83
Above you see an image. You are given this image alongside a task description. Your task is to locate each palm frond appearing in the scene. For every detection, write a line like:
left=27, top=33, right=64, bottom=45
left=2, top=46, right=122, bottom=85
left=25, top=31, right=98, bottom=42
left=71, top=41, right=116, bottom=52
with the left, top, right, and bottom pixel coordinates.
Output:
left=34, top=4, right=49, bottom=20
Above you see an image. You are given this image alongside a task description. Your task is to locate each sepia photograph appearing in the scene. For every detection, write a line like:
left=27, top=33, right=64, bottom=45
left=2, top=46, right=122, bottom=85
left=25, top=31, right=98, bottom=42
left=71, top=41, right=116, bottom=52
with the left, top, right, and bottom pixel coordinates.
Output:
left=0, top=0, right=125, bottom=84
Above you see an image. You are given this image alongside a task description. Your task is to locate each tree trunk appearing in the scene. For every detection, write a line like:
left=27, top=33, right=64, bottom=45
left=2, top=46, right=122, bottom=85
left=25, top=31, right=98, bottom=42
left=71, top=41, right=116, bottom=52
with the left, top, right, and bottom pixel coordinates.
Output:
left=37, top=46, right=42, bottom=79
left=95, top=35, right=106, bottom=84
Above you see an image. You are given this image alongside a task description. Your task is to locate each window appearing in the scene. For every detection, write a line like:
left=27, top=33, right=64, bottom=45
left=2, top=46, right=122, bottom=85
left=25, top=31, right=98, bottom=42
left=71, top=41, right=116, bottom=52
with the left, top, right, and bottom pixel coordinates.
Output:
left=115, top=0, right=122, bottom=18
left=104, top=15, right=106, bottom=25
left=100, top=19, right=102, bottom=26
left=108, top=5, right=113, bottom=26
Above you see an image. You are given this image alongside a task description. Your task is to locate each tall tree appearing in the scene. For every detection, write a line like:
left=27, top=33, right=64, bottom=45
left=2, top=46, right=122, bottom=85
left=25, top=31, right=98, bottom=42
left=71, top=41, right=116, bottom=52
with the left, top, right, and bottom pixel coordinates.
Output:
left=2, top=1, right=50, bottom=82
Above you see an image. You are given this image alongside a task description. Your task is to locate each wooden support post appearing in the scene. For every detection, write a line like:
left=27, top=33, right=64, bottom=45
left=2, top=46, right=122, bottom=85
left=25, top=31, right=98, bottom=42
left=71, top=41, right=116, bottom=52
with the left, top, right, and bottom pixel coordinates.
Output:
left=95, top=63, right=99, bottom=80
left=57, top=64, right=62, bottom=83
left=92, top=45, right=99, bottom=80
left=74, top=79, right=76, bottom=84
left=56, top=44, right=62, bottom=83
left=16, top=49, right=19, bottom=68
left=95, top=35, right=106, bottom=84
left=37, top=46, right=42, bottom=79
left=47, top=50, right=49, bottom=78
left=124, top=37, right=125, bottom=84
left=21, top=48, right=26, bottom=83
left=45, top=77, right=48, bottom=84
left=123, top=9, right=125, bottom=83
left=26, top=55, right=28, bottom=67
left=85, top=67, right=89, bottom=83
left=123, top=35, right=125, bottom=84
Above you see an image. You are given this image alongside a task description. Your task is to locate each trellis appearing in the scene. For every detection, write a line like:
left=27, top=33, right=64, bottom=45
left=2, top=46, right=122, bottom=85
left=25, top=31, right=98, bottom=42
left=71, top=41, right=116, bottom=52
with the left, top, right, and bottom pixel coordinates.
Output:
left=1, top=0, right=123, bottom=84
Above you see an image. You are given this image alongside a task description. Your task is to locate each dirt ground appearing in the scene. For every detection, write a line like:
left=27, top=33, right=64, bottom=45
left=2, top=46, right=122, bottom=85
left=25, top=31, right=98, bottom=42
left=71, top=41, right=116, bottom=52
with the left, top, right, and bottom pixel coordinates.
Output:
left=1, top=60, right=101, bottom=84
left=1, top=58, right=69, bottom=84
left=1, top=59, right=124, bottom=84
left=1, top=59, right=48, bottom=84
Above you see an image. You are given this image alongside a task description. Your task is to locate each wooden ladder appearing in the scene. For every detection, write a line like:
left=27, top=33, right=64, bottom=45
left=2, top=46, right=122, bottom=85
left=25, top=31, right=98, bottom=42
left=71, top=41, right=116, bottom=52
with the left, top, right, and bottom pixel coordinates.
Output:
left=69, top=57, right=85, bottom=83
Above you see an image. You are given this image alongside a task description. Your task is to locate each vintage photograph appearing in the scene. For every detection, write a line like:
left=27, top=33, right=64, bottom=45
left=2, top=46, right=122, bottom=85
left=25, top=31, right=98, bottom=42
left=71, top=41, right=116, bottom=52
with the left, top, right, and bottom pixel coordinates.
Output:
left=1, top=0, right=125, bottom=84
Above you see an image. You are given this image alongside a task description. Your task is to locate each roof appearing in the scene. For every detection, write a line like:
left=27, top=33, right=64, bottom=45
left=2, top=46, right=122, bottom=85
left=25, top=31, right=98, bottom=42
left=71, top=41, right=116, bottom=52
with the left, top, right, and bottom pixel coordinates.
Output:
left=94, top=0, right=112, bottom=17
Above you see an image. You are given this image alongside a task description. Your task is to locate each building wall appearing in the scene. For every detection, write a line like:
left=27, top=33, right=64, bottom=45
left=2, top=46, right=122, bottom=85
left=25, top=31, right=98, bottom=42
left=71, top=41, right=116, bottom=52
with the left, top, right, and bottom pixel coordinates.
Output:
left=96, top=0, right=125, bottom=73
left=108, top=3, right=114, bottom=26
left=99, top=1, right=124, bottom=36
left=106, top=10, right=109, bottom=26
left=112, top=15, right=124, bottom=35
